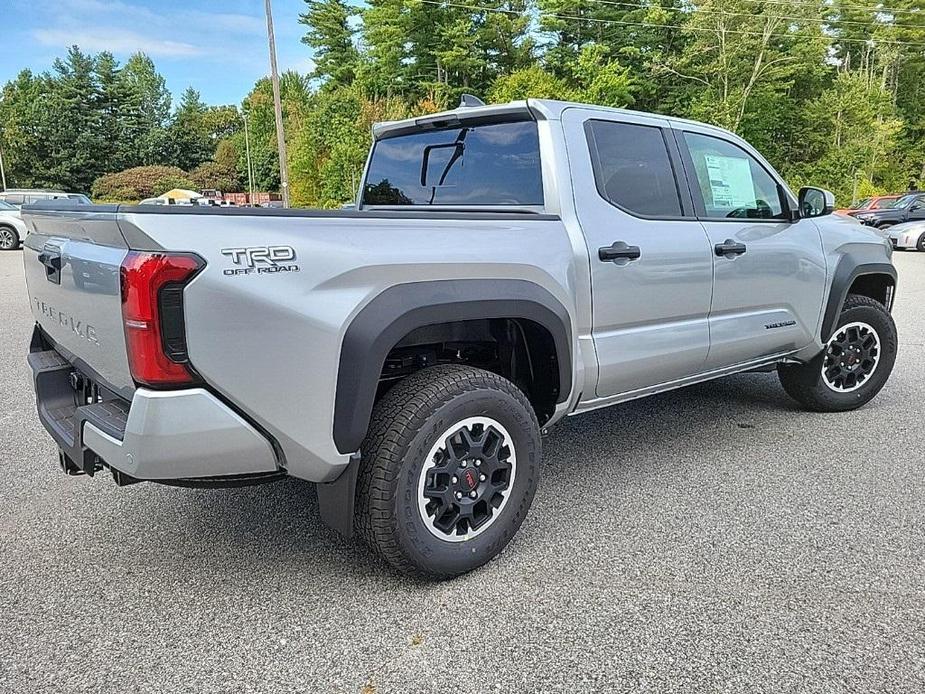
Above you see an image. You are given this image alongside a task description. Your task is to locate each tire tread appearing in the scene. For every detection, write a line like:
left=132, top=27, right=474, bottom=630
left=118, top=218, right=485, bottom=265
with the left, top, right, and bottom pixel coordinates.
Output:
left=778, top=293, right=896, bottom=412
left=354, top=364, right=538, bottom=577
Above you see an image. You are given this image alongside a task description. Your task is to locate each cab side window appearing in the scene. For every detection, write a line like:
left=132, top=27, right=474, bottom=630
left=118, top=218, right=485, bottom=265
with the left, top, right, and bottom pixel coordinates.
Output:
left=585, top=120, right=683, bottom=218
left=682, top=132, right=785, bottom=220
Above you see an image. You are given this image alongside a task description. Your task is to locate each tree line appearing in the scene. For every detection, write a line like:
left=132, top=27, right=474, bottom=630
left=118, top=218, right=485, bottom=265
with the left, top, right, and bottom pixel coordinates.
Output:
left=3, top=0, right=925, bottom=206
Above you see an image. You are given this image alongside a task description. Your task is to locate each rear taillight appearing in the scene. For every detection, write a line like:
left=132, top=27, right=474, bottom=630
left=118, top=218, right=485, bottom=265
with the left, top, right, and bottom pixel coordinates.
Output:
left=120, top=251, right=204, bottom=388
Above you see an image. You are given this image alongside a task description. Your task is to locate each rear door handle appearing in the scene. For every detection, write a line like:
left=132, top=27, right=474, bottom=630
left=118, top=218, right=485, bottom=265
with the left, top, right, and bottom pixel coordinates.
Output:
left=599, top=241, right=641, bottom=263
left=714, top=239, right=747, bottom=258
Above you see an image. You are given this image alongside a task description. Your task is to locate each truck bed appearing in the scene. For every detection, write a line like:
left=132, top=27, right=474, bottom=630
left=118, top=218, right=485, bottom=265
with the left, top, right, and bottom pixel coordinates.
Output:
left=21, top=201, right=576, bottom=484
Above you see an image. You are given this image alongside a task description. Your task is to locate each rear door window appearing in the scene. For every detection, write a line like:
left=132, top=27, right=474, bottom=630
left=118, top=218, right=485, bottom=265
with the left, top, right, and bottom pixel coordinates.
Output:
left=362, top=120, right=543, bottom=206
left=584, top=120, right=683, bottom=217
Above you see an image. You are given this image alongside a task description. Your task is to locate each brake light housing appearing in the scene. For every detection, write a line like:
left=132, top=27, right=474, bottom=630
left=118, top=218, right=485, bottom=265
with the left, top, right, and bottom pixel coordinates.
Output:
left=120, top=251, right=204, bottom=388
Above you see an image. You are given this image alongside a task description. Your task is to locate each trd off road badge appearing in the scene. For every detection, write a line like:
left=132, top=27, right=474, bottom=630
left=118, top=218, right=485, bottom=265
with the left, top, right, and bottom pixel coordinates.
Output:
left=221, top=246, right=300, bottom=275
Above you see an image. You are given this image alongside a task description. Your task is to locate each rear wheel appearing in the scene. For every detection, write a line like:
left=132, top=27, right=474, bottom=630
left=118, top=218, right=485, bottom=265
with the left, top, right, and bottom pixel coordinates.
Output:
left=0, top=226, right=19, bottom=251
left=778, top=294, right=897, bottom=412
left=355, top=364, right=541, bottom=579
left=917, top=232, right=925, bottom=252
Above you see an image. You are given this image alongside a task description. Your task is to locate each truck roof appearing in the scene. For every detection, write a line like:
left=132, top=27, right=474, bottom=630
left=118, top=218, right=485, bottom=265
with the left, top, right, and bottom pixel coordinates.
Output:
left=372, top=98, right=737, bottom=141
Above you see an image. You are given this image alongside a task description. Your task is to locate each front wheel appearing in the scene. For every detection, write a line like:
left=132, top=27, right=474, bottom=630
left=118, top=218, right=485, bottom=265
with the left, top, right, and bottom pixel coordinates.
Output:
left=917, top=233, right=925, bottom=252
left=355, top=364, right=541, bottom=579
left=0, top=226, right=19, bottom=251
left=778, top=294, right=897, bottom=412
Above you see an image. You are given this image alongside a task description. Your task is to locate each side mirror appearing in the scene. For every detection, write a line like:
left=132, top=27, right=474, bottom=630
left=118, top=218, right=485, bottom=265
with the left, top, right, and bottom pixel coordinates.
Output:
left=798, top=187, right=835, bottom=219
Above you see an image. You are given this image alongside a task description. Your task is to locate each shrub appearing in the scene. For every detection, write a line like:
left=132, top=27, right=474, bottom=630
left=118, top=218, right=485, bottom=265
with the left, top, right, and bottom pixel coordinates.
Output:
left=91, top=165, right=191, bottom=201
left=189, top=161, right=240, bottom=193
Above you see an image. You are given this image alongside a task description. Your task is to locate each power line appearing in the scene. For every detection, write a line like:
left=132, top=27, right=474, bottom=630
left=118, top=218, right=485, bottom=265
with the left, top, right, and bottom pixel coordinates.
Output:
left=578, top=0, right=925, bottom=31
left=418, top=0, right=925, bottom=48
left=742, top=0, right=925, bottom=19
left=609, top=0, right=925, bottom=19
left=694, top=0, right=925, bottom=19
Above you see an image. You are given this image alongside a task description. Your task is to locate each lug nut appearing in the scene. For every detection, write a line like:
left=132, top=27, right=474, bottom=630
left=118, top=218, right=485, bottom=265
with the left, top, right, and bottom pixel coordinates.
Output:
left=455, top=491, right=463, bottom=500
left=474, top=460, right=481, bottom=467
left=469, top=491, right=477, bottom=498
left=460, top=461, right=467, bottom=468
left=479, top=474, right=486, bottom=482
left=452, top=476, right=458, bottom=484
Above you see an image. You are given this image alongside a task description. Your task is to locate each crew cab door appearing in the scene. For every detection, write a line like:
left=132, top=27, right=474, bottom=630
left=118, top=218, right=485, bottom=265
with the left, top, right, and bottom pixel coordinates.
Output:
left=672, top=124, right=827, bottom=368
left=561, top=108, right=714, bottom=397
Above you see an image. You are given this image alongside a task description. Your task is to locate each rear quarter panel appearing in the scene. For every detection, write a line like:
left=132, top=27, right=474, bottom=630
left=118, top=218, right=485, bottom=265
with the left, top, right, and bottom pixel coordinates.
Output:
left=125, top=212, right=580, bottom=482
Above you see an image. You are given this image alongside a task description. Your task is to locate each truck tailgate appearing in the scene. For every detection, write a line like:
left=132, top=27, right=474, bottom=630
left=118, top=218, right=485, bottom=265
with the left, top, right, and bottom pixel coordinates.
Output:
left=22, top=206, right=135, bottom=397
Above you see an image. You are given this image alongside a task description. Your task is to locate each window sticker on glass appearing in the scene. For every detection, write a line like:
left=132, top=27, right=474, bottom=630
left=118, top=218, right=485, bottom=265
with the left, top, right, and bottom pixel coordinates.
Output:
left=703, top=154, right=755, bottom=210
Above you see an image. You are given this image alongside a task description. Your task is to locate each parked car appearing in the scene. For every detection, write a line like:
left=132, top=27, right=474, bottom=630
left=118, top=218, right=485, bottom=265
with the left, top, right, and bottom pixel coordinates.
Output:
left=835, top=195, right=900, bottom=217
left=882, top=220, right=925, bottom=251
left=0, top=200, right=29, bottom=250
left=21, top=98, right=898, bottom=578
left=0, top=189, right=91, bottom=208
left=854, top=191, right=925, bottom=228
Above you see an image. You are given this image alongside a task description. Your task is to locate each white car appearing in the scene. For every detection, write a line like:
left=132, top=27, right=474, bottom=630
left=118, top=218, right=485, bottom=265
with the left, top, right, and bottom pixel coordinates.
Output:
left=884, top=220, right=925, bottom=251
left=0, top=200, right=29, bottom=250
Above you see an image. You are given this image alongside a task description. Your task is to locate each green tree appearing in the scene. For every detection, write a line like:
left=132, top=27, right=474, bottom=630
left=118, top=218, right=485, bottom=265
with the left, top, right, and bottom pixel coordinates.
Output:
left=44, top=46, right=106, bottom=192
left=300, top=0, right=360, bottom=86
left=168, top=87, right=211, bottom=171
left=786, top=71, right=905, bottom=203
left=117, top=52, right=172, bottom=166
left=664, top=0, right=830, bottom=166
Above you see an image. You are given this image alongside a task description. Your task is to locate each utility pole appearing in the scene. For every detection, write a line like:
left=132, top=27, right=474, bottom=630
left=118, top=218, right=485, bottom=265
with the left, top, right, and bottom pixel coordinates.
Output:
left=242, top=111, right=255, bottom=204
left=264, top=0, right=290, bottom=208
left=0, top=142, right=7, bottom=191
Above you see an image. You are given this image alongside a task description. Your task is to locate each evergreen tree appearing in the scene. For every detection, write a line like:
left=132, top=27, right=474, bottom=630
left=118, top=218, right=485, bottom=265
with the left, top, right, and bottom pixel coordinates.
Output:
left=169, top=87, right=211, bottom=171
left=300, top=0, right=360, bottom=86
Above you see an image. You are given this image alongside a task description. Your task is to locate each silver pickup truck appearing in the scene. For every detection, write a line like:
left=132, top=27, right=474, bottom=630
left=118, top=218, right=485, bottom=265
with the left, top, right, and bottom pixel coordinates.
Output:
left=22, top=99, right=897, bottom=578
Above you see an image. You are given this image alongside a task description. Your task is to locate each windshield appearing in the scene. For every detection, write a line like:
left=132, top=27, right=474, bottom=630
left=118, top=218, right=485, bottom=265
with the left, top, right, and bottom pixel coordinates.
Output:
left=0, top=201, right=15, bottom=211
left=362, top=120, right=543, bottom=207
left=849, top=198, right=871, bottom=210
left=891, top=194, right=919, bottom=208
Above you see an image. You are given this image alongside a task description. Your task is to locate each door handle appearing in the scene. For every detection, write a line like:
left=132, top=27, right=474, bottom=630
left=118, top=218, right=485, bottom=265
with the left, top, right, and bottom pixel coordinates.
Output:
left=39, top=247, right=63, bottom=284
left=714, top=239, right=747, bottom=258
left=599, top=241, right=641, bottom=263
left=38, top=252, right=61, bottom=269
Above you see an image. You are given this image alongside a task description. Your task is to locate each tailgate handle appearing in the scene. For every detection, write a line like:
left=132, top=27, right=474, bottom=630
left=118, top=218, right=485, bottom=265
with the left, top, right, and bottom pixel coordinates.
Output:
left=38, top=249, right=63, bottom=284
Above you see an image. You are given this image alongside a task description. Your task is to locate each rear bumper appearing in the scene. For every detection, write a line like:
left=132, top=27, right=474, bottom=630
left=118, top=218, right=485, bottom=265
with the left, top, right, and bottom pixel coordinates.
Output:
left=28, top=344, right=279, bottom=482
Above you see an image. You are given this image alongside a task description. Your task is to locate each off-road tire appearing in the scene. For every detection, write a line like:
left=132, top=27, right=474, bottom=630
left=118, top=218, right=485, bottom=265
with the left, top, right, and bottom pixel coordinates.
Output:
left=355, top=364, right=541, bottom=579
left=777, top=294, right=897, bottom=412
left=0, top=225, right=19, bottom=251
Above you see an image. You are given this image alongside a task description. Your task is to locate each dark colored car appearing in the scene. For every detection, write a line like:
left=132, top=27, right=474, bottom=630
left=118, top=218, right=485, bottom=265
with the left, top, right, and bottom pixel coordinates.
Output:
left=854, top=192, right=925, bottom=228
left=835, top=195, right=900, bottom=217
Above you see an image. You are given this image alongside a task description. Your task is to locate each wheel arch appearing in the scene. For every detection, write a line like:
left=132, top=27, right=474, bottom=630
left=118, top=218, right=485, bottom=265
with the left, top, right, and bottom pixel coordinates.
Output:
left=333, top=279, right=573, bottom=455
left=0, top=223, right=20, bottom=248
left=821, top=249, right=896, bottom=342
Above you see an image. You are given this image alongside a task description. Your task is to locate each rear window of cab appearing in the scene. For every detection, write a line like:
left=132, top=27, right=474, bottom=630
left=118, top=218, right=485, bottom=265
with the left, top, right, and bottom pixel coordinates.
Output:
left=362, top=121, right=543, bottom=207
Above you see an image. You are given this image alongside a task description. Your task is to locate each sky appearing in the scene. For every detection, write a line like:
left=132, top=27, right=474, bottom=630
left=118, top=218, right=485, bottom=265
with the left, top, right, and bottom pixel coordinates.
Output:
left=0, top=0, right=318, bottom=106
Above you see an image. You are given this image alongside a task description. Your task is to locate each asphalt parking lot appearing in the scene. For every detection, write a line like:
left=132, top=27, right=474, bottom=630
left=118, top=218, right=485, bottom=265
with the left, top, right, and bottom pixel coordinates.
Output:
left=1, top=248, right=924, bottom=694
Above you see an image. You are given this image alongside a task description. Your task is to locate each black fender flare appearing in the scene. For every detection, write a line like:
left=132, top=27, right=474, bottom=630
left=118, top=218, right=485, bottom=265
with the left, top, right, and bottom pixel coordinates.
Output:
left=332, top=279, right=573, bottom=455
left=820, top=248, right=897, bottom=342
